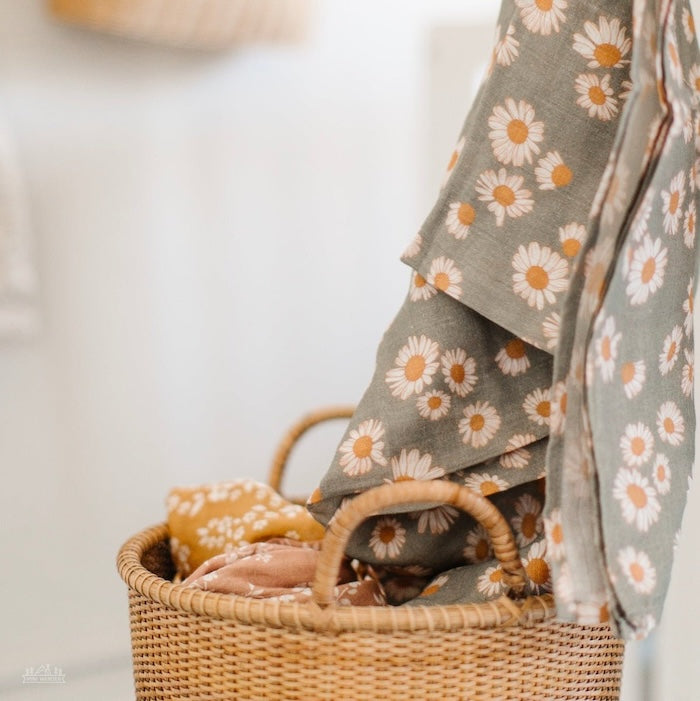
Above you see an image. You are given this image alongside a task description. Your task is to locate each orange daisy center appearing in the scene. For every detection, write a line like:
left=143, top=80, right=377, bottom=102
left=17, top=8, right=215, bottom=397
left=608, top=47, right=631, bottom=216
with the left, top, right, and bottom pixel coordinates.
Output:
left=451, top=363, right=466, bottom=384
left=630, top=562, right=645, bottom=582
left=562, top=238, right=581, bottom=257
left=353, top=435, right=374, bottom=459
left=507, top=118, right=529, bottom=144
left=433, top=272, right=450, bottom=291
left=379, top=526, right=396, bottom=544
left=663, top=417, right=675, bottom=434
left=627, top=484, right=648, bottom=509
left=427, top=395, right=443, bottom=410
left=470, top=413, right=485, bottom=431
left=458, top=203, right=476, bottom=226
left=594, top=43, right=622, bottom=68
left=621, top=362, right=636, bottom=384
left=551, top=163, right=573, bottom=187
left=536, top=401, right=551, bottom=418
left=526, top=265, right=549, bottom=290
left=641, top=257, right=656, bottom=284
left=526, top=558, right=550, bottom=585
left=589, top=85, right=607, bottom=106
left=630, top=436, right=646, bottom=456
left=405, top=355, right=426, bottom=381
left=414, top=273, right=427, bottom=288
left=493, top=184, right=516, bottom=207
left=505, top=338, right=526, bottom=359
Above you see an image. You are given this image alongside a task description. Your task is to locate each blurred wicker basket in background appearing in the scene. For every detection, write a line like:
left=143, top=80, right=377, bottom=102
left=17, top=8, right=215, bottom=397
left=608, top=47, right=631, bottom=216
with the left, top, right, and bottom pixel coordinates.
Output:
left=48, top=0, right=314, bottom=49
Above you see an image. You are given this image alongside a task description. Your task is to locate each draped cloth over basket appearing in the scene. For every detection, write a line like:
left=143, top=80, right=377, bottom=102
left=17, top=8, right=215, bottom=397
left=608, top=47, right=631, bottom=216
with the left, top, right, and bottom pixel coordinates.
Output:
left=308, top=0, right=699, bottom=640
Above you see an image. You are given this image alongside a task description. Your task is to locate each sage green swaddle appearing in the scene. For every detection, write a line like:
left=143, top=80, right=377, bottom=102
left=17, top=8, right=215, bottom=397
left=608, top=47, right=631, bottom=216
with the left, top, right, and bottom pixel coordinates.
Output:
left=307, top=0, right=698, bottom=640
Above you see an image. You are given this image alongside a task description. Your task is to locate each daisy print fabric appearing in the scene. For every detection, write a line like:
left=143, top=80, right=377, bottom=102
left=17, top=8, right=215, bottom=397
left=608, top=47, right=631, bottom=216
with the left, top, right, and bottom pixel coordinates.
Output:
left=307, top=0, right=698, bottom=640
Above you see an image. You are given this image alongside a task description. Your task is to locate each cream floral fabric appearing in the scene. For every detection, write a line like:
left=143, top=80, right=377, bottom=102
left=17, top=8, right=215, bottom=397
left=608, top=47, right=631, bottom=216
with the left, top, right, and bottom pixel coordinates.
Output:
left=308, top=0, right=698, bottom=639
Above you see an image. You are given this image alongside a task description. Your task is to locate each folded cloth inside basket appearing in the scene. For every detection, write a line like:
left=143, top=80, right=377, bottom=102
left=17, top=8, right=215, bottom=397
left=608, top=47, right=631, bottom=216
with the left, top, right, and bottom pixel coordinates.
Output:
left=183, top=537, right=386, bottom=605
left=167, top=479, right=325, bottom=577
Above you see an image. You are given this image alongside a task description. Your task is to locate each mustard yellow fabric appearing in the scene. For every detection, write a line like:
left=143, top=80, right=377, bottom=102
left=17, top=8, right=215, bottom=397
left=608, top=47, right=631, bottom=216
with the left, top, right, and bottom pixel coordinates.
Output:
left=166, top=479, right=325, bottom=577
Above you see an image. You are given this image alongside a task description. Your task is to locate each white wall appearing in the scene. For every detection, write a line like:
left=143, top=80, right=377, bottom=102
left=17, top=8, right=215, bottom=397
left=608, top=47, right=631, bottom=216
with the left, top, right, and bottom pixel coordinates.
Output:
left=0, top=1, right=698, bottom=699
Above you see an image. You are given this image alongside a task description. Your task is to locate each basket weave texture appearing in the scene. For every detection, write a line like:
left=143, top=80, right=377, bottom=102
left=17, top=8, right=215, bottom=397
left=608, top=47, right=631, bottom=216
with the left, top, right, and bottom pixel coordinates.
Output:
left=118, top=408, right=625, bottom=700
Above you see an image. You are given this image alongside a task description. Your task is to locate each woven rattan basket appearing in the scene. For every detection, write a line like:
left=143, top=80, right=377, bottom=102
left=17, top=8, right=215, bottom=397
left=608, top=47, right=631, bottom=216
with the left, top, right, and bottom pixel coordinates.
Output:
left=117, top=408, right=625, bottom=700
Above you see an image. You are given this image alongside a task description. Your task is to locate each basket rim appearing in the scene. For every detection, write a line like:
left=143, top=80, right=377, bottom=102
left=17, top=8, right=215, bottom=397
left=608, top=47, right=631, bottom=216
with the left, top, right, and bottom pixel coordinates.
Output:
left=117, top=521, right=563, bottom=633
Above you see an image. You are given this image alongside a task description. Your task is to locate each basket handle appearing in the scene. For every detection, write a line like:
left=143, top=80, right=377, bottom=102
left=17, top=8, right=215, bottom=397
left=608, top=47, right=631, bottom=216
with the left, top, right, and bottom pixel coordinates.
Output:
left=312, top=480, right=529, bottom=607
left=267, top=405, right=355, bottom=497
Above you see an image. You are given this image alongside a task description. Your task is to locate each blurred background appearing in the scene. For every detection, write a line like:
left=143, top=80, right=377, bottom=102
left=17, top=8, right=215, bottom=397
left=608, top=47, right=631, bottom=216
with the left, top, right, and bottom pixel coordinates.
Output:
left=0, top=1, right=698, bottom=698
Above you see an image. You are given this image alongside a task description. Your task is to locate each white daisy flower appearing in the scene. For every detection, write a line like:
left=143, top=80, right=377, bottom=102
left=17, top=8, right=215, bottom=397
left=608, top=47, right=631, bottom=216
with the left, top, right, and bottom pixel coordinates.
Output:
left=426, top=256, right=463, bottom=298
left=475, top=168, right=534, bottom=226
left=617, top=546, right=656, bottom=594
left=388, top=448, right=445, bottom=482
left=409, top=271, right=437, bottom=302
left=683, top=200, right=696, bottom=248
left=487, top=98, right=544, bottom=166
left=477, top=565, right=506, bottom=598
left=535, top=151, right=573, bottom=190
left=413, top=504, right=460, bottom=535
left=550, top=380, right=568, bottom=434
left=544, top=508, right=565, bottom=561
left=464, top=472, right=509, bottom=497
left=575, top=73, right=618, bottom=120
left=499, top=433, right=537, bottom=469
left=682, top=348, right=694, bottom=398
left=523, top=387, right=551, bottom=426
left=515, top=0, right=567, bottom=36
left=659, top=325, right=683, bottom=376
left=385, top=335, right=440, bottom=400
left=652, top=453, right=671, bottom=495
left=683, top=278, right=694, bottom=335
left=521, top=540, right=552, bottom=594
left=657, top=401, right=685, bottom=446
left=369, top=517, right=406, bottom=559
left=620, top=422, right=654, bottom=467
left=613, top=467, right=661, bottom=532
left=559, top=222, right=585, bottom=258
left=494, top=23, right=519, bottom=66
left=512, top=242, right=569, bottom=310
left=459, top=402, right=501, bottom=448
left=402, top=233, right=422, bottom=259
left=625, top=235, right=668, bottom=305
left=441, top=348, right=478, bottom=397
left=445, top=201, right=476, bottom=239
left=542, top=312, right=561, bottom=350
left=594, top=314, right=622, bottom=382
left=495, top=337, right=530, bottom=376
left=661, top=170, right=686, bottom=236
left=620, top=360, right=646, bottom=399
left=683, top=6, right=696, bottom=42
left=338, top=419, right=388, bottom=476
left=573, top=16, right=631, bottom=68
left=442, top=136, right=465, bottom=188
left=416, top=390, right=451, bottom=421
left=512, top=493, right=543, bottom=547
left=463, top=524, right=493, bottom=563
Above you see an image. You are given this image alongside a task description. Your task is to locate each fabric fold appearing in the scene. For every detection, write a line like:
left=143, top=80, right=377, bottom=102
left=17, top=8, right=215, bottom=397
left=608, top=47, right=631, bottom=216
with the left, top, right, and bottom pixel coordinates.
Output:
left=308, top=0, right=698, bottom=640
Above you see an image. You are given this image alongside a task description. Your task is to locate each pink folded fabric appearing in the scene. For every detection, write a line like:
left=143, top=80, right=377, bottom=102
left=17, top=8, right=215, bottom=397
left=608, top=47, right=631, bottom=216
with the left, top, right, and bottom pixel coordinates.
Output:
left=183, top=538, right=386, bottom=606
